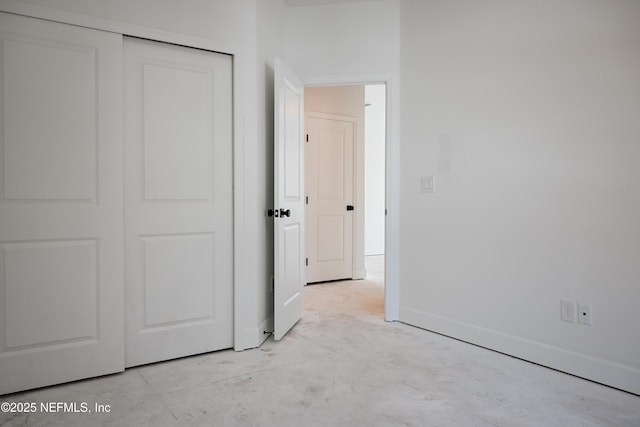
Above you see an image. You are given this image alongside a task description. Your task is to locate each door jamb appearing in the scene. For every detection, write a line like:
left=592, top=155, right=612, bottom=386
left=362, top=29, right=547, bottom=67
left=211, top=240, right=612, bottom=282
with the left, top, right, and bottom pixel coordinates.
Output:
left=303, top=74, right=399, bottom=321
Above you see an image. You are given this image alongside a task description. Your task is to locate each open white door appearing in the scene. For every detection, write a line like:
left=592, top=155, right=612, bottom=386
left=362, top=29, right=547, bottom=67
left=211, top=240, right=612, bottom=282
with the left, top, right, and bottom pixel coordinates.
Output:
left=273, top=59, right=305, bottom=340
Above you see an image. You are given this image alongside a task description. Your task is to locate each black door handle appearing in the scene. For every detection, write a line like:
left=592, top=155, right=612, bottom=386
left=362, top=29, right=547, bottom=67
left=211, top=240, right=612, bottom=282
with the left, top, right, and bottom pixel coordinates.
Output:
left=346, top=205, right=354, bottom=211
left=279, top=208, right=291, bottom=217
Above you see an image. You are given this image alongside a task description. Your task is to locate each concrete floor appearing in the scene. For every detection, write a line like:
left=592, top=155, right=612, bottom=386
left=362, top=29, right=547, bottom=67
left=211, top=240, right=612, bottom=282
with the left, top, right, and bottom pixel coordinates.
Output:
left=1, top=256, right=639, bottom=426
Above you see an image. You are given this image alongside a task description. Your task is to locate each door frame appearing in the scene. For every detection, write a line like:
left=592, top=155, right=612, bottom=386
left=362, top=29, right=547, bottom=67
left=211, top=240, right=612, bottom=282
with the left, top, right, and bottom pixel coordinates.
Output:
left=305, top=111, right=358, bottom=283
left=304, top=75, right=399, bottom=322
left=0, top=1, right=257, bottom=349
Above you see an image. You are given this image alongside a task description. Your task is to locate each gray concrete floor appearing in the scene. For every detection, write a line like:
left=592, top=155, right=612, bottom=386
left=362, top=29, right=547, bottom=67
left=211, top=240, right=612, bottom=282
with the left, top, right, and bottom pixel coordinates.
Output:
left=1, top=255, right=639, bottom=426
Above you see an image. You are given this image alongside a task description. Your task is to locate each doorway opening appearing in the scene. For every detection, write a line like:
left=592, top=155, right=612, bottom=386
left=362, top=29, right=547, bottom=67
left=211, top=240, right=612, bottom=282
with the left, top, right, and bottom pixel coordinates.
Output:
left=303, top=83, right=386, bottom=317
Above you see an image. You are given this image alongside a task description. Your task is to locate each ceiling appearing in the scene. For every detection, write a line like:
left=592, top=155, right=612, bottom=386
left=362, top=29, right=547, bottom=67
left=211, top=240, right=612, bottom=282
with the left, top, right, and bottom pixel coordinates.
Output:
left=283, top=0, right=380, bottom=7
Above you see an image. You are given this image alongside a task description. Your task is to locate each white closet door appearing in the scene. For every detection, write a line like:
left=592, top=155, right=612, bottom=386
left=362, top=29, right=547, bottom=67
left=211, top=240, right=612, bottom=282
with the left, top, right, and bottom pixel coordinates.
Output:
left=0, top=13, right=123, bottom=394
left=124, top=38, right=233, bottom=367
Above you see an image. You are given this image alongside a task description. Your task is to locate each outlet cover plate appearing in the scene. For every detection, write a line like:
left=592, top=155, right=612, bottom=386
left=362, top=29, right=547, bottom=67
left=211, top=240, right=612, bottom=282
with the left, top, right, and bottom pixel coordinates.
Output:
left=578, top=303, right=593, bottom=325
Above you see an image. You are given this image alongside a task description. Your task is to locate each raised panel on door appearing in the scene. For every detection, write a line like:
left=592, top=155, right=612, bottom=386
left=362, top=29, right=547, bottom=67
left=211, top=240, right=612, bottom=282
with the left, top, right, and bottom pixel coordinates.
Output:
left=0, top=12, right=123, bottom=395
left=305, top=115, right=354, bottom=283
left=124, top=37, right=233, bottom=367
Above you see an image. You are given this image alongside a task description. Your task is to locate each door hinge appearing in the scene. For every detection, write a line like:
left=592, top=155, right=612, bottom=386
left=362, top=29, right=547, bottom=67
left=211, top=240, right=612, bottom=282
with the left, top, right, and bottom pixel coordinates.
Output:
left=306, top=258, right=308, bottom=266
left=306, top=196, right=308, bottom=205
left=306, top=134, right=309, bottom=142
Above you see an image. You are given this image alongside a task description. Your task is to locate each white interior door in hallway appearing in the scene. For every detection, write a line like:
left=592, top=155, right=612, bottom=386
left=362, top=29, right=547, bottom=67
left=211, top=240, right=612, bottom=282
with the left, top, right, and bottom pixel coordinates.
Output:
left=305, top=114, right=355, bottom=283
left=273, top=59, right=305, bottom=340
left=0, top=13, right=124, bottom=394
left=124, top=37, right=233, bottom=367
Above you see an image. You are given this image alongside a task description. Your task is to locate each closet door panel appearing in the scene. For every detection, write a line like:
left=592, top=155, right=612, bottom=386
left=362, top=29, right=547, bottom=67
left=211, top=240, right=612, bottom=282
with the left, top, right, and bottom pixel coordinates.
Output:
left=124, top=37, right=233, bottom=367
left=0, top=13, right=124, bottom=395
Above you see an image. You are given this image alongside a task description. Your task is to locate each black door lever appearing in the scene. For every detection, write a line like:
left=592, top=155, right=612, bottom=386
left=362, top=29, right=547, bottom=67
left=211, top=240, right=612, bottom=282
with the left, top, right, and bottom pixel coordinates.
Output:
left=268, top=209, right=290, bottom=218
left=346, top=205, right=354, bottom=211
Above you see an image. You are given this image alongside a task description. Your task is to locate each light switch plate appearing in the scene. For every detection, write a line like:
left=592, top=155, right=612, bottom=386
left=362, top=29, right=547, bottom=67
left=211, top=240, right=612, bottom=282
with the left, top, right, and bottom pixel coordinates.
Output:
left=421, top=176, right=435, bottom=193
left=561, top=300, right=576, bottom=323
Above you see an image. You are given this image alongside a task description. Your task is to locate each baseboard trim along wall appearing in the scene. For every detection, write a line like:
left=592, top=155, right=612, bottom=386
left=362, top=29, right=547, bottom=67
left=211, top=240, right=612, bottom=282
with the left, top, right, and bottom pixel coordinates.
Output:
left=399, top=307, right=640, bottom=396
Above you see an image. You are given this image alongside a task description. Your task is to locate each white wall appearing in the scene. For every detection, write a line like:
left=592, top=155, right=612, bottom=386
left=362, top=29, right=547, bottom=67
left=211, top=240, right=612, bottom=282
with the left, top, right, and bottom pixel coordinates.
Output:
left=399, top=0, right=640, bottom=394
left=306, top=85, right=364, bottom=117
left=364, top=84, right=386, bottom=256
left=286, top=0, right=400, bottom=79
left=305, top=85, right=366, bottom=278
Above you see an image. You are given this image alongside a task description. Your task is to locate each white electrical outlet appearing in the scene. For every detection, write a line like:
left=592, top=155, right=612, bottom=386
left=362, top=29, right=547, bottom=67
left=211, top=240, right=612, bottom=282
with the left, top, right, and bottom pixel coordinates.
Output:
left=578, top=303, right=593, bottom=325
left=561, top=300, right=576, bottom=323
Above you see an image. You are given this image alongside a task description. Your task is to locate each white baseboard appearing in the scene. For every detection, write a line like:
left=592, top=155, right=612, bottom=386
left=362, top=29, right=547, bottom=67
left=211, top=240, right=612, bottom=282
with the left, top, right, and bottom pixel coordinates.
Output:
left=399, top=306, right=640, bottom=396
